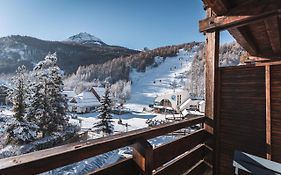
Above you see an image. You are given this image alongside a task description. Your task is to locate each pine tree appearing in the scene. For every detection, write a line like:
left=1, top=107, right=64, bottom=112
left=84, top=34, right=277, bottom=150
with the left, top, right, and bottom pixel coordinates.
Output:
left=6, top=66, right=38, bottom=144
left=10, top=66, right=28, bottom=122
left=28, top=53, right=68, bottom=137
left=27, top=71, right=51, bottom=136
left=46, top=59, right=68, bottom=133
left=93, top=85, right=114, bottom=136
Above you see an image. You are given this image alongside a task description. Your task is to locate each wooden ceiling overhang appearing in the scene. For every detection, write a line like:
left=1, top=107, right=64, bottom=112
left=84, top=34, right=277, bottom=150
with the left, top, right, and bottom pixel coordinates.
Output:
left=199, top=0, right=281, bottom=60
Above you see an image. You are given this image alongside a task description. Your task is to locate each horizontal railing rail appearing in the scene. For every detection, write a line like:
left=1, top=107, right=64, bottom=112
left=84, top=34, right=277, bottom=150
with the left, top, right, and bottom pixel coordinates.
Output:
left=0, top=115, right=209, bottom=175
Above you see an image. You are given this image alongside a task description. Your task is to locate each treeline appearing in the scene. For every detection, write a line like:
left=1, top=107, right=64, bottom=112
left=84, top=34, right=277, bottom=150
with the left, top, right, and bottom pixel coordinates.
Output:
left=65, top=42, right=201, bottom=88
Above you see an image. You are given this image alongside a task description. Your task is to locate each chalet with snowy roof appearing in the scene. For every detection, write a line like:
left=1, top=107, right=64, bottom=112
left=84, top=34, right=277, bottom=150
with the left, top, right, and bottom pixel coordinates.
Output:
left=154, top=90, right=189, bottom=113
left=62, top=90, right=77, bottom=101
left=68, top=87, right=105, bottom=113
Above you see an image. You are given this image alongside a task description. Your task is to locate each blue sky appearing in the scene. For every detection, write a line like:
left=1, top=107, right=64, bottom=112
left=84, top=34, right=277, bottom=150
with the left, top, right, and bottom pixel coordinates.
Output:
left=0, top=0, right=234, bottom=49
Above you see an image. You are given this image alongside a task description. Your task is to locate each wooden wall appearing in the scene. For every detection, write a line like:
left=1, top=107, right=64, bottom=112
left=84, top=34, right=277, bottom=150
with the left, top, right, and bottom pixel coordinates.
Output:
left=217, top=66, right=266, bottom=174
left=270, top=64, right=281, bottom=162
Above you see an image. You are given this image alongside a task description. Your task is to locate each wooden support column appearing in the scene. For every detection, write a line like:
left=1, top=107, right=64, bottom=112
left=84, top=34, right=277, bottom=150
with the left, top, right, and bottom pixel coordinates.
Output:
left=132, top=139, right=153, bottom=175
left=204, top=7, right=220, bottom=175
left=205, top=9, right=220, bottom=132
left=265, top=65, right=272, bottom=160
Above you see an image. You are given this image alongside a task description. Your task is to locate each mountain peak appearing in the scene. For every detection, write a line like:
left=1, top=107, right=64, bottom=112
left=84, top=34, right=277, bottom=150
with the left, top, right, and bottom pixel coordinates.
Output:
left=65, top=32, right=105, bottom=46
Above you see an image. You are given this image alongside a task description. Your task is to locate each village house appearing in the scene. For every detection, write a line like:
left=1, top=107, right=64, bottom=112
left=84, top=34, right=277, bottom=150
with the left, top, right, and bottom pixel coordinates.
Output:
left=68, top=87, right=105, bottom=114
left=154, top=90, right=205, bottom=113
left=154, top=90, right=189, bottom=113
left=62, top=90, right=77, bottom=101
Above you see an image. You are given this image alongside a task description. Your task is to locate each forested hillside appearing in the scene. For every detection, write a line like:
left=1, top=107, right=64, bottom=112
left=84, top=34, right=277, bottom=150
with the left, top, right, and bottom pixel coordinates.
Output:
left=64, top=42, right=201, bottom=89
left=188, top=42, right=245, bottom=97
left=0, top=34, right=138, bottom=74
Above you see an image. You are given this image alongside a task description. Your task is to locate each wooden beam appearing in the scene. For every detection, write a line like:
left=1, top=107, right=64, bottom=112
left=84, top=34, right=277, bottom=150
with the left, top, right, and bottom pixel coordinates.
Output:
left=265, top=16, right=281, bottom=54
left=229, top=26, right=259, bottom=55
left=265, top=65, right=272, bottom=160
left=256, top=60, right=281, bottom=66
left=199, top=9, right=281, bottom=33
left=202, top=0, right=229, bottom=15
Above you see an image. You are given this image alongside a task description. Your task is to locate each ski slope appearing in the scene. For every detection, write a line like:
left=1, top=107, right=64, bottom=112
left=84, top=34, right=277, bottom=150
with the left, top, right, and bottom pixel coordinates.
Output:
left=126, top=48, right=198, bottom=111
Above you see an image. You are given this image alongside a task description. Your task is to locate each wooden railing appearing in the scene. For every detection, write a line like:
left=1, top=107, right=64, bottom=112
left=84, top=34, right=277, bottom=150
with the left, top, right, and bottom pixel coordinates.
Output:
left=0, top=115, right=211, bottom=175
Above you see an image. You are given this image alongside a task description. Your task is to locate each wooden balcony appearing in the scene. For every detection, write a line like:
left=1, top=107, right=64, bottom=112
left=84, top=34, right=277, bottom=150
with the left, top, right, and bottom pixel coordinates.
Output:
left=0, top=115, right=212, bottom=175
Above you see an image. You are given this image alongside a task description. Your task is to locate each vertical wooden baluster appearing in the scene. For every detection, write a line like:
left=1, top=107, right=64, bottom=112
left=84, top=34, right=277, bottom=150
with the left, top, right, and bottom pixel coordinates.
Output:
left=132, top=139, right=153, bottom=175
left=265, top=65, right=272, bottom=160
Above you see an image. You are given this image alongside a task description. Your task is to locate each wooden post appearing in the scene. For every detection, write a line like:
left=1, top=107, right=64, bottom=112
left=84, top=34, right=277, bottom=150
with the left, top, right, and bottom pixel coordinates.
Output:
left=132, top=139, right=153, bottom=175
left=205, top=8, right=220, bottom=132
left=265, top=65, right=271, bottom=160
left=204, top=7, right=220, bottom=175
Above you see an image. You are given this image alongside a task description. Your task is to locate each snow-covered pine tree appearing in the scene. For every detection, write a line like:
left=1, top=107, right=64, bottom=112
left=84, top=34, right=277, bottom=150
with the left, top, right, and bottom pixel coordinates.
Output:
left=93, top=85, right=114, bottom=136
left=5, top=66, right=38, bottom=144
left=27, top=69, right=51, bottom=137
left=10, top=66, right=28, bottom=121
left=28, top=53, right=68, bottom=137
left=47, top=55, right=68, bottom=133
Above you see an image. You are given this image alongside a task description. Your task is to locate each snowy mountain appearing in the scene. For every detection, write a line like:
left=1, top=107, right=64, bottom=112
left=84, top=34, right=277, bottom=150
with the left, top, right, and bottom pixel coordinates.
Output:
left=0, top=35, right=138, bottom=74
left=64, top=32, right=106, bottom=46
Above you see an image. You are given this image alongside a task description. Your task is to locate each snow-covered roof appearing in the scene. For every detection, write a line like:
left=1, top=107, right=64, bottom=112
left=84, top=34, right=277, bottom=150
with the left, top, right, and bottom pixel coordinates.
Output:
left=77, top=91, right=97, bottom=100
left=93, top=87, right=105, bottom=97
left=69, top=91, right=101, bottom=107
left=62, top=91, right=77, bottom=98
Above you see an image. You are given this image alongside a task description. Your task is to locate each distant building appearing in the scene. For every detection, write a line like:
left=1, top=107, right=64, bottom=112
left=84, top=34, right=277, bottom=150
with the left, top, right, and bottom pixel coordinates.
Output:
left=154, top=90, right=205, bottom=113
left=67, top=87, right=105, bottom=114
left=154, top=90, right=189, bottom=113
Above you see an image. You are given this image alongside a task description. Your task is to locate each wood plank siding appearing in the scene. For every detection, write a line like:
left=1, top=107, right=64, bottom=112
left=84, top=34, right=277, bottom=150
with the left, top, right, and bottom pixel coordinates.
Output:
left=270, top=64, right=281, bottom=162
left=200, top=1, right=281, bottom=174
left=217, top=66, right=266, bottom=174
